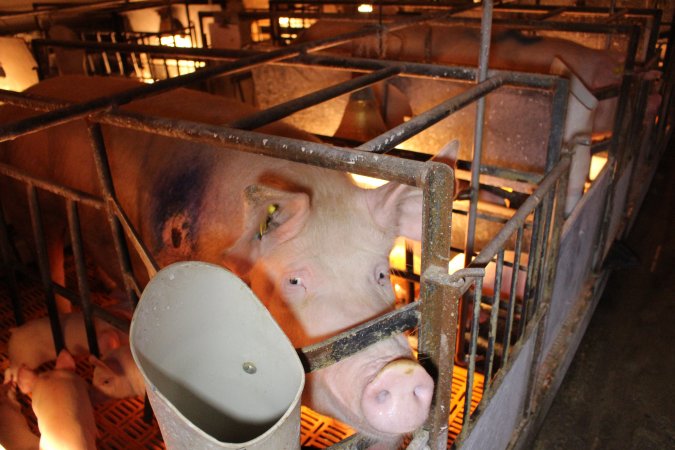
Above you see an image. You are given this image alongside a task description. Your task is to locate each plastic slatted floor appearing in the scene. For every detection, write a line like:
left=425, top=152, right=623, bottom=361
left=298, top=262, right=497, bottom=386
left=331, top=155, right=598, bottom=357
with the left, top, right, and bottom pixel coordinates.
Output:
left=0, top=279, right=483, bottom=449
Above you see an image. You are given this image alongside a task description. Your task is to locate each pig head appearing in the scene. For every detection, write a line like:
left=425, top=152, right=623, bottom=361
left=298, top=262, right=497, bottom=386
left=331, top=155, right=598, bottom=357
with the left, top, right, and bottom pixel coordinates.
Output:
left=0, top=76, right=445, bottom=443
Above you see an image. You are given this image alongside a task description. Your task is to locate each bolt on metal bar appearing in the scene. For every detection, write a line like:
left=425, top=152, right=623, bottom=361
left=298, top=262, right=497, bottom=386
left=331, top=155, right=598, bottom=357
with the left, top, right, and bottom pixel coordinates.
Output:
left=66, top=199, right=100, bottom=357
left=357, top=76, right=505, bottom=153
left=298, top=301, right=419, bottom=373
left=27, top=184, right=65, bottom=354
left=228, top=66, right=402, bottom=130
left=501, top=226, right=524, bottom=366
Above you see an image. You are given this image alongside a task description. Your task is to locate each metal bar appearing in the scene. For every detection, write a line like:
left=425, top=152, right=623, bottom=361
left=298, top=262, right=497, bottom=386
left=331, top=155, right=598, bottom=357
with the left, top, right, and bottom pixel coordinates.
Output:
left=418, top=160, right=455, bottom=450
left=592, top=25, right=642, bottom=271
left=464, top=0, right=494, bottom=273
left=86, top=123, right=141, bottom=306
left=501, top=227, right=524, bottom=366
left=298, top=301, right=419, bottom=372
left=27, top=184, right=65, bottom=354
left=518, top=205, right=542, bottom=332
left=484, top=249, right=504, bottom=385
left=228, top=66, right=402, bottom=130
left=5, top=26, right=422, bottom=142
left=0, top=163, right=105, bottom=210
left=97, top=109, right=430, bottom=186
left=358, top=76, right=505, bottom=153
left=463, top=155, right=571, bottom=271
left=66, top=199, right=100, bottom=357
left=463, top=276, right=482, bottom=426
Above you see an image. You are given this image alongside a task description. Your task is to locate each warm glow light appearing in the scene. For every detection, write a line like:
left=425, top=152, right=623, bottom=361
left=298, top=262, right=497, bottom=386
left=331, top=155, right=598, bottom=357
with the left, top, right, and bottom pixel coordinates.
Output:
left=448, top=253, right=467, bottom=274
left=389, top=237, right=421, bottom=273
left=350, top=173, right=388, bottom=189
left=135, top=34, right=205, bottom=83
left=358, top=4, right=373, bottom=13
left=589, top=153, right=607, bottom=181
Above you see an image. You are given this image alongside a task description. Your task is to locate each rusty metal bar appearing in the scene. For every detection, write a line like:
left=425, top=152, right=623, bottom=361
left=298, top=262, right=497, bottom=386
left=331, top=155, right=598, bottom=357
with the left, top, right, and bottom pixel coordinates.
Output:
left=501, top=227, right=524, bottom=366
left=66, top=199, right=100, bottom=357
left=97, top=109, right=430, bottom=186
left=86, top=123, right=144, bottom=305
left=228, top=66, right=402, bottom=130
left=27, top=184, right=65, bottom=354
left=358, top=76, right=505, bottom=153
left=298, top=301, right=419, bottom=372
left=519, top=204, right=543, bottom=333
left=418, top=160, right=455, bottom=450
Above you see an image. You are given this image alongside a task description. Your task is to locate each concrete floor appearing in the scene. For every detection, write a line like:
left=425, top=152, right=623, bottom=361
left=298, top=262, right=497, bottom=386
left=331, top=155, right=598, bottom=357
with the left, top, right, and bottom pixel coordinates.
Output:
left=531, top=143, right=675, bottom=449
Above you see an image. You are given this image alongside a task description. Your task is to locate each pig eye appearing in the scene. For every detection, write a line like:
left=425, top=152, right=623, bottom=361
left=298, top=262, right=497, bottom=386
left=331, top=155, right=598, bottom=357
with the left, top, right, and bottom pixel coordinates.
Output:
left=288, top=277, right=305, bottom=289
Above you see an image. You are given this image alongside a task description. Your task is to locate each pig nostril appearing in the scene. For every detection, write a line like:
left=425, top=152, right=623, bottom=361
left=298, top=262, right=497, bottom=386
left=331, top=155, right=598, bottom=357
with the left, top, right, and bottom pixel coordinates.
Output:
left=375, top=389, right=390, bottom=404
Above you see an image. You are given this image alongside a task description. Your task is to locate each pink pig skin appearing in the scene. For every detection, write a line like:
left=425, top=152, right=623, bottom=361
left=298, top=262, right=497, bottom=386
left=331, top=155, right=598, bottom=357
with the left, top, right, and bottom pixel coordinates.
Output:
left=4, top=311, right=124, bottom=384
left=0, top=384, right=39, bottom=450
left=0, top=75, right=449, bottom=443
left=17, top=350, right=97, bottom=450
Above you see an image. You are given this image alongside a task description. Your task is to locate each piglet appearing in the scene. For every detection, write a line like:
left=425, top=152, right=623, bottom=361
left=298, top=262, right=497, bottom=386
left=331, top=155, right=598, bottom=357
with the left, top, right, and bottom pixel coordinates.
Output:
left=0, top=383, right=39, bottom=450
left=17, top=350, right=97, bottom=450
left=4, top=311, right=123, bottom=384
left=90, top=342, right=146, bottom=399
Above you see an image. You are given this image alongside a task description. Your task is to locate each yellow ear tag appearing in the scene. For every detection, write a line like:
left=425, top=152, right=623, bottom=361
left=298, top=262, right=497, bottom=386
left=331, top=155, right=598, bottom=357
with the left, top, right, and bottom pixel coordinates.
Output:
left=258, top=204, right=279, bottom=239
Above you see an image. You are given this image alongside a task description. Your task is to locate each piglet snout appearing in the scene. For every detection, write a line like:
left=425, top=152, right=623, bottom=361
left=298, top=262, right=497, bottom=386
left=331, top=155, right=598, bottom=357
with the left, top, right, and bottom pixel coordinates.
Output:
left=361, top=359, right=433, bottom=434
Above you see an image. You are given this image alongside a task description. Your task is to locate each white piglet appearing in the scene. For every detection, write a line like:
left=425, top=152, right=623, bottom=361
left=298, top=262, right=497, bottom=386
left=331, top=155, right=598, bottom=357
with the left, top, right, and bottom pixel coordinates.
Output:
left=17, top=350, right=97, bottom=450
left=4, top=311, right=123, bottom=384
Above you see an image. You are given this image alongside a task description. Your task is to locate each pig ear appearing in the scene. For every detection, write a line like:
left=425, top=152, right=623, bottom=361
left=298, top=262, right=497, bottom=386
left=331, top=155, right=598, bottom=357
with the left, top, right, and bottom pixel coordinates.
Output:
left=365, top=140, right=459, bottom=242
left=55, top=350, right=76, bottom=371
left=17, top=366, right=37, bottom=394
left=228, top=185, right=310, bottom=264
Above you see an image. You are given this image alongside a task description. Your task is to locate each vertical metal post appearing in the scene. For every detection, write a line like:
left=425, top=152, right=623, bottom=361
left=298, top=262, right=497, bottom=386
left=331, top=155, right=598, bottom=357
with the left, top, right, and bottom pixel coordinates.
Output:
left=86, top=123, right=139, bottom=306
left=464, top=0, right=494, bottom=267
left=66, top=199, right=100, bottom=357
left=419, top=162, right=455, bottom=450
left=27, top=184, right=65, bottom=353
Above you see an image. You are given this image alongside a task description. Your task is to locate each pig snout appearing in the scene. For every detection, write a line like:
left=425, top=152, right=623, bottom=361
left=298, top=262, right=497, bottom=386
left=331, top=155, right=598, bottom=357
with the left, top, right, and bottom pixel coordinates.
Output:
left=361, top=359, right=433, bottom=434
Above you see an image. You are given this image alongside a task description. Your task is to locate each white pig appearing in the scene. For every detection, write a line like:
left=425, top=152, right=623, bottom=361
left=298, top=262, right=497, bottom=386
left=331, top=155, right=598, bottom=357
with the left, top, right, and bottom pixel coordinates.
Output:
left=0, top=383, right=39, bottom=450
left=4, top=311, right=124, bottom=384
left=17, top=350, right=97, bottom=450
left=90, top=339, right=145, bottom=399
